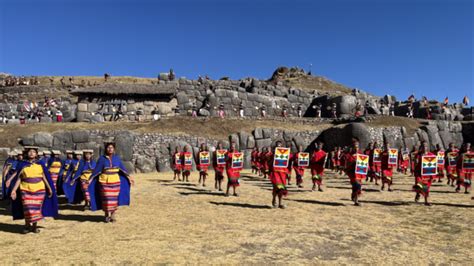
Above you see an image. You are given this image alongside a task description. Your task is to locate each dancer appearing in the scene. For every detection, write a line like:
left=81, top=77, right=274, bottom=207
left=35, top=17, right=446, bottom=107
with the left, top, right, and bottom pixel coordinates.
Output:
left=197, top=144, right=210, bottom=187
left=181, top=146, right=193, bottom=182
left=310, top=142, right=327, bottom=191
left=172, top=147, right=182, bottom=181
left=413, top=141, right=436, bottom=206
left=225, top=142, right=243, bottom=196
left=270, top=141, right=291, bottom=208
left=88, top=142, right=134, bottom=223
left=213, top=142, right=227, bottom=191
left=344, top=139, right=365, bottom=206
left=10, top=146, right=58, bottom=233
left=456, top=143, right=473, bottom=194
left=292, top=145, right=309, bottom=188
left=67, top=150, right=96, bottom=209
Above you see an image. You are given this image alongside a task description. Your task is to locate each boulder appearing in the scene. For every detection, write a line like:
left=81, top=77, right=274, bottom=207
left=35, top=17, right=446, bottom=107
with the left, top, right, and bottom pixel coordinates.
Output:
left=256, top=138, right=272, bottom=148
left=253, top=128, right=264, bottom=139
left=243, top=149, right=252, bottom=169
left=90, top=114, right=105, bottom=123
left=22, top=135, right=35, bottom=146
left=422, top=125, right=444, bottom=150
left=238, top=131, right=249, bottom=150
left=198, top=109, right=210, bottom=117
left=330, top=95, right=358, bottom=115
left=229, top=133, right=240, bottom=150
left=52, top=132, right=73, bottom=150
left=156, top=155, right=171, bottom=172
left=33, top=132, right=53, bottom=148
left=461, top=123, right=474, bottom=145
left=247, top=135, right=255, bottom=149
left=262, top=128, right=273, bottom=139
left=0, top=148, right=10, bottom=161
left=115, top=131, right=135, bottom=161
left=72, top=130, right=89, bottom=143
left=135, top=155, right=156, bottom=173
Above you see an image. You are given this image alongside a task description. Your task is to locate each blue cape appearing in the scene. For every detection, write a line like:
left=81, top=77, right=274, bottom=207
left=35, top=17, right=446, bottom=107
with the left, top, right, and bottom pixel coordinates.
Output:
left=1, top=158, right=15, bottom=199
left=88, top=155, right=131, bottom=211
left=11, top=160, right=59, bottom=220
left=64, top=159, right=96, bottom=204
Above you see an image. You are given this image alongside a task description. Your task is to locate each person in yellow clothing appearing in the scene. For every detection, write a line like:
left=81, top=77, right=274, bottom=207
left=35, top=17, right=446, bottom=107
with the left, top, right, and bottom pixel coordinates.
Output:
left=48, top=150, right=63, bottom=193
left=9, top=146, right=58, bottom=234
left=88, top=142, right=134, bottom=223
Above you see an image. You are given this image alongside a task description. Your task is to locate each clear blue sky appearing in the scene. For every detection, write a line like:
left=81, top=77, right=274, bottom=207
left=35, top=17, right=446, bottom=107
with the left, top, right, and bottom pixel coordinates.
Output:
left=0, top=0, right=472, bottom=102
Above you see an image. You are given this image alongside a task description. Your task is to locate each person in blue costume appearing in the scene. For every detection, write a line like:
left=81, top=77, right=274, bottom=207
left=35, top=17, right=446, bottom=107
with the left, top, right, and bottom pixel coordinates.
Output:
left=63, top=150, right=82, bottom=198
left=60, top=150, right=74, bottom=194
left=2, top=151, right=16, bottom=200
left=88, top=142, right=134, bottom=223
left=39, top=150, right=52, bottom=168
left=3, top=151, right=24, bottom=200
left=9, top=146, right=58, bottom=234
left=65, top=149, right=96, bottom=210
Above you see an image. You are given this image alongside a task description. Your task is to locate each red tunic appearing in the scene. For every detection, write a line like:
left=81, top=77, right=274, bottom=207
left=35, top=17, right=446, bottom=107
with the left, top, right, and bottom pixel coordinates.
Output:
left=399, top=151, right=410, bottom=171
left=414, top=152, right=435, bottom=197
left=292, top=152, right=307, bottom=177
left=457, top=151, right=473, bottom=188
left=197, top=151, right=210, bottom=172
left=251, top=151, right=259, bottom=169
left=181, top=152, right=193, bottom=172
left=172, top=152, right=182, bottom=171
left=260, top=152, right=272, bottom=173
left=310, top=150, right=326, bottom=176
left=226, top=151, right=242, bottom=187
left=269, top=151, right=292, bottom=195
left=212, top=150, right=226, bottom=180
left=445, top=148, right=458, bottom=176
left=381, top=151, right=394, bottom=178
left=345, top=150, right=365, bottom=183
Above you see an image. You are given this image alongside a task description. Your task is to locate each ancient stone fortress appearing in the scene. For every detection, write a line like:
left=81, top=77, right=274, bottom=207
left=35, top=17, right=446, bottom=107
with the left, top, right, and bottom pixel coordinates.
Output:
left=0, top=67, right=472, bottom=173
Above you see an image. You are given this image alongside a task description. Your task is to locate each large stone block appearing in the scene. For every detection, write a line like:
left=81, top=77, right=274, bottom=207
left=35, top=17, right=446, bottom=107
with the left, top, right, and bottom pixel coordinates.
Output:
left=247, top=135, right=255, bottom=149
left=72, top=130, right=90, bottom=143
left=115, top=131, right=135, bottom=161
left=238, top=131, right=249, bottom=150
left=253, top=128, right=264, bottom=139
left=77, top=103, right=88, bottom=112
left=256, top=138, right=272, bottom=148
left=33, top=132, right=53, bottom=148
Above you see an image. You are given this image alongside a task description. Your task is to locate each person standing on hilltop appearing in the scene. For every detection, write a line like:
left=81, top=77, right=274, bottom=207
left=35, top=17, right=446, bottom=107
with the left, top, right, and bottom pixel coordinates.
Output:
left=462, top=95, right=469, bottom=106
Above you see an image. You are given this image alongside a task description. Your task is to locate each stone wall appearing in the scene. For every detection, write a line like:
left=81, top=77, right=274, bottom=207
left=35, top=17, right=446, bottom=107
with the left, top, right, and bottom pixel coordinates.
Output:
left=6, top=120, right=468, bottom=174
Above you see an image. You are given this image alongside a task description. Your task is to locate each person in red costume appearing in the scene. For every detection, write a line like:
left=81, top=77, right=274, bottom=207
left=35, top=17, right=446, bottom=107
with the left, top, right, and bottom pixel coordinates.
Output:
left=310, top=141, right=327, bottom=192
left=225, top=142, right=242, bottom=197
left=196, top=143, right=210, bottom=187
left=434, top=144, right=445, bottom=183
left=371, top=142, right=382, bottom=185
left=172, top=146, right=182, bottom=181
left=456, top=142, right=472, bottom=194
left=212, top=142, right=227, bottom=191
left=398, top=147, right=410, bottom=175
left=344, top=139, right=365, bottom=206
left=270, top=141, right=292, bottom=209
left=413, top=141, right=436, bottom=206
left=251, top=147, right=260, bottom=175
left=445, top=143, right=459, bottom=187
left=292, top=145, right=307, bottom=188
left=380, top=142, right=394, bottom=191
left=363, top=142, right=374, bottom=182
left=260, top=147, right=271, bottom=179
left=181, top=146, right=193, bottom=183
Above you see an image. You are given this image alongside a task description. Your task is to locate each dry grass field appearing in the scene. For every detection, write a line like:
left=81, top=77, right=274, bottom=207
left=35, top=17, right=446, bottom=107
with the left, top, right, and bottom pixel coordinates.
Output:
left=0, top=169, right=473, bottom=264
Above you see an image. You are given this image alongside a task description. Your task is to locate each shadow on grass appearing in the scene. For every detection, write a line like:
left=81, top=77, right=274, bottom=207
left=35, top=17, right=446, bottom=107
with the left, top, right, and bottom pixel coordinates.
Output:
left=56, top=213, right=105, bottom=223
left=0, top=222, right=44, bottom=234
left=179, top=191, right=225, bottom=197
left=287, top=198, right=345, bottom=206
left=209, top=201, right=272, bottom=209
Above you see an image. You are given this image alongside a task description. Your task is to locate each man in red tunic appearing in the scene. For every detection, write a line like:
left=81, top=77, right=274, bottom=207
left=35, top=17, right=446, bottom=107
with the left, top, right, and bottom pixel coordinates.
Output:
left=445, top=143, right=459, bottom=186
left=172, top=146, right=182, bottom=181
left=456, top=142, right=472, bottom=194
left=270, top=141, right=292, bottom=209
left=260, top=147, right=271, bottom=179
left=344, top=139, right=365, bottom=206
left=212, top=142, right=227, bottom=191
left=363, top=142, right=374, bottom=182
left=292, top=145, right=307, bottom=188
left=371, top=142, right=382, bottom=185
left=310, top=141, right=327, bottom=192
left=251, top=147, right=260, bottom=175
left=413, top=141, right=436, bottom=206
left=398, top=147, right=410, bottom=175
left=225, top=142, right=242, bottom=197
left=197, top=143, right=210, bottom=187
left=181, top=146, right=193, bottom=182
left=434, top=144, right=445, bottom=183
left=380, top=143, right=394, bottom=191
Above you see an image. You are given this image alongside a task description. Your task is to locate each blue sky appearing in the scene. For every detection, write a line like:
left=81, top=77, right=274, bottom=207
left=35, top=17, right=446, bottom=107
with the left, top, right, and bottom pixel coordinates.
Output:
left=0, top=0, right=472, bottom=102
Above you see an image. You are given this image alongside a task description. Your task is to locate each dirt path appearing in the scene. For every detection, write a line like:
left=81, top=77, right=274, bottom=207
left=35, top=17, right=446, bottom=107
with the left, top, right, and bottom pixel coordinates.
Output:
left=0, top=170, right=472, bottom=264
